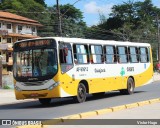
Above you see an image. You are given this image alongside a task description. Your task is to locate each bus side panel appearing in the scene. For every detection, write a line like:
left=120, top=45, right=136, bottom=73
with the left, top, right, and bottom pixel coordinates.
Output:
left=135, top=52, right=153, bottom=87
left=58, top=73, right=79, bottom=97
left=57, top=61, right=153, bottom=97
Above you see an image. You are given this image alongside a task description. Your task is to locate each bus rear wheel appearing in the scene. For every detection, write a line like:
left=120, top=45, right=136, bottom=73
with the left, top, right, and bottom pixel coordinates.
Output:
left=74, top=83, right=86, bottom=103
left=39, top=98, right=51, bottom=105
left=120, top=77, right=135, bottom=95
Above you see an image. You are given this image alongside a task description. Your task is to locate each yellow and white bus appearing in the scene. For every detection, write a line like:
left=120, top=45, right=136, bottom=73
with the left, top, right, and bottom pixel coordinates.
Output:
left=13, top=37, right=153, bottom=105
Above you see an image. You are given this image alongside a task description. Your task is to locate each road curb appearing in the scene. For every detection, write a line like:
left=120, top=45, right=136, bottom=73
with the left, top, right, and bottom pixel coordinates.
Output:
left=16, top=98, right=160, bottom=128
left=125, top=103, right=138, bottom=109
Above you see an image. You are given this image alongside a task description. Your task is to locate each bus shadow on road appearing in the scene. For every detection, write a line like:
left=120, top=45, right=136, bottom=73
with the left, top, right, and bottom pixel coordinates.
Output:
left=0, top=100, right=39, bottom=110
left=87, top=91, right=145, bottom=101
left=22, top=91, right=146, bottom=108
left=0, top=91, right=145, bottom=109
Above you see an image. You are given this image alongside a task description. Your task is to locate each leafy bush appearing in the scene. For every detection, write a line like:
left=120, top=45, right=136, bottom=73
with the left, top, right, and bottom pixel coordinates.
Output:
left=3, top=85, right=11, bottom=89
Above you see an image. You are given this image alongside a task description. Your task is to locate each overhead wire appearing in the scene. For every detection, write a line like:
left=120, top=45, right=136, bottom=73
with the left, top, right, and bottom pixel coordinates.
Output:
left=7, top=1, right=155, bottom=42
left=40, top=17, right=158, bottom=42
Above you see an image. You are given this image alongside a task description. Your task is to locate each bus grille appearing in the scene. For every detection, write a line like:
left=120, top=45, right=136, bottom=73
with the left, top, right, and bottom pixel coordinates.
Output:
left=23, top=93, right=48, bottom=98
left=21, top=80, right=49, bottom=86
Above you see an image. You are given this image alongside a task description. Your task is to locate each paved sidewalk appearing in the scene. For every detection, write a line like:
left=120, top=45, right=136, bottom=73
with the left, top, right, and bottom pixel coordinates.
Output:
left=47, top=103, right=160, bottom=128
left=0, top=89, right=36, bottom=105
left=153, top=72, right=160, bottom=81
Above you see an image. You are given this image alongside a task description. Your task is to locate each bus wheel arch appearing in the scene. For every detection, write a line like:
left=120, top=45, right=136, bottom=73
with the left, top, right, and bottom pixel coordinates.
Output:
left=120, top=76, right=135, bottom=95
left=73, top=80, right=89, bottom=103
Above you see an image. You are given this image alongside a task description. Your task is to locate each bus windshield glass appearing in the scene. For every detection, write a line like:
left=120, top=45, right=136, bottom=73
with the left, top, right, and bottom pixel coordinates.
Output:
left=13, top=39, right=58, bottom=81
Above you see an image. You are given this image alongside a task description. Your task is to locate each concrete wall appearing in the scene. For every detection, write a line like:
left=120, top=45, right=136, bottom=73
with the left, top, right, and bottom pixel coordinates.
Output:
left=2, top=73, right=14, bottom=89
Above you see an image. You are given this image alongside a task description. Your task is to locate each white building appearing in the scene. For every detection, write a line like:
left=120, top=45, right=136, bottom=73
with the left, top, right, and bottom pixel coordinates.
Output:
left=0, top=11, right=42, bottom=74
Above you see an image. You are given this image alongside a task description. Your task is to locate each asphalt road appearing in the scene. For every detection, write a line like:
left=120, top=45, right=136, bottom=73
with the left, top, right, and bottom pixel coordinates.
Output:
left=0, top=81, right=160, bottom=119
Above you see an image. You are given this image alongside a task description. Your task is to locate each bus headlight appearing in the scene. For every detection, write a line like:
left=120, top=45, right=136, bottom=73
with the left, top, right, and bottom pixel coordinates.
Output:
left=48, top=81, right=60, bottom=90
left=15, top=85, right=22, bottom=91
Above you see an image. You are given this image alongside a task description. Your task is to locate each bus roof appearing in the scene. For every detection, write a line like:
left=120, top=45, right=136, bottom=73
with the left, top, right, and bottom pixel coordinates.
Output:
left=14, top=37, right=151, bottom=47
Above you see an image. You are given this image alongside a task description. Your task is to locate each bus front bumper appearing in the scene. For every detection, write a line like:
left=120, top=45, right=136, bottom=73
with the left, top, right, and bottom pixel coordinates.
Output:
left=14, top=87, right=60, bottom=100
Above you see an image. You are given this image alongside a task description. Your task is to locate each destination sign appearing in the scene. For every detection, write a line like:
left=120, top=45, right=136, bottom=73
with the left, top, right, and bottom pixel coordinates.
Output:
left=17, top=40, right=51, bottom=48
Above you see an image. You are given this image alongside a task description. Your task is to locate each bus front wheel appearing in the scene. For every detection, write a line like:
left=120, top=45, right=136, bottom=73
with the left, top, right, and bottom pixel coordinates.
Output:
left=39, top=98, right=51, bottom=105
left=74, top=83, right=87, bottom=103
left=120, top=77, right=135, bottom=95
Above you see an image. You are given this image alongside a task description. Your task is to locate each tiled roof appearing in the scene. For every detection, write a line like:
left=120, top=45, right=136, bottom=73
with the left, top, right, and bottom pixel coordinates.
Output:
left=0, top=11, right=43, bottom=26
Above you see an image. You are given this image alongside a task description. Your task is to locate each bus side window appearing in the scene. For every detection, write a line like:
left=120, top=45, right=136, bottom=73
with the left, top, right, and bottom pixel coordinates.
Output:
left=59, top=43, right=73, bottom=73
left=90, top=45, right=103, bottom=64
left=104, top=45, right=116, bottom=63
left=59, top=49, right=66, bottom=63
left=73, top=44, right=89, bottom=64
left=129, top=47, right=138, bottom=63
left=117, top=46, right=128, bottom=63
left=73, top=45, right=78, bottom=64
left=139, top=47, right=149, bottom=63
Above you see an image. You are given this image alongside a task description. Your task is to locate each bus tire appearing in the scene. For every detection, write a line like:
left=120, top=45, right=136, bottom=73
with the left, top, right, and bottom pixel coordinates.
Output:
left=39, top=98, right=51, bottom=105
left=74, top=83, right=87, bottom=103
left=92, top=92, right=105, bottom=97
left=120, top=77, right=135, bottom=95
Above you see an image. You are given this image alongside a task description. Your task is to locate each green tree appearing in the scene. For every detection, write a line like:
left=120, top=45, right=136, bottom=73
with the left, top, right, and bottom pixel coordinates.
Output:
left=0, top=1, right=87, bottom=38
left=38, top=6, right=57, bottom=37
left=95, top=0, right=160, bottom=42
left=34, top=0, right=46, bottom=7
left=94, top=0, right=160, bottom=64
left=58, top=4, right=83, bottom=23
left=51, top=4, right=87, bottom=37
left=0, top=0, right=46, bottom=21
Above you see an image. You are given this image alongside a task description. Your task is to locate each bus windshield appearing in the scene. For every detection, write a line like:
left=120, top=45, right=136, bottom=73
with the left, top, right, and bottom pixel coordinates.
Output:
left=13, top=48, right=58, bottom=81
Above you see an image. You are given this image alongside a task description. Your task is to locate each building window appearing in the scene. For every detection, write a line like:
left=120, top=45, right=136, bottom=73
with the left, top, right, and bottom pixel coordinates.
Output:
left=27, top=25, right=30, bottom=28
left=7, top=38, right=12, bottom=43
left=18, top=25, right=23, bottom=31
left=7, top=24, right=12, bottom=29
left=32, top=27, right=36, bottom=32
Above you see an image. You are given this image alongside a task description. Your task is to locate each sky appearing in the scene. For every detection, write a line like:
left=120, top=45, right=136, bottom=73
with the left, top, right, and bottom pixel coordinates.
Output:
left=45, top=0, right=160, bottom=26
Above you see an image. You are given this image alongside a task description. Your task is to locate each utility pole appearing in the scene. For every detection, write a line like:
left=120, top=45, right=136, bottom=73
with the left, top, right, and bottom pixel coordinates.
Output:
left=157, top=15, right=160, bottom=61
left=56, top=0, right=62, bottom=36
left=0, top=57, right=2, bottom=88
